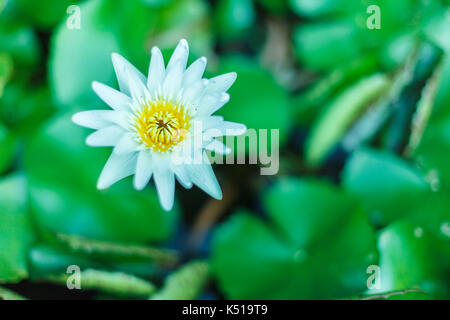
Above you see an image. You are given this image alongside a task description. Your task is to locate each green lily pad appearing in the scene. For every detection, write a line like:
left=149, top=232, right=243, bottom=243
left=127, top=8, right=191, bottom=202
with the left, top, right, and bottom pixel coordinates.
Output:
left=212, top=212, right=298, bottom=299
left=0, top=124, right=16, bottom=174
left=212, top=178, right=377, bottom=299
left=0, top=82, right=55, bottom=136
left=255, top=0, right=287, bottom=14
left=13, top=0, right=78, bottom=29
left=214, top=0, right=255, bottom=39
left=50, top=0, right=121, bottom=108
left=0, top=53, right=12, bottom=96
left=293, top=21, right=360, bottom=71
left=0, top=21, right=40, bottom=66
left=0, top=173, right=34, bottom=283
left=289, top=0, right=345, bottom=18
left=343, top=148, right=429, bottom=227
left=423, top=9, right=450, bottom=118
left=376, top=221, right=449, bottom=298
left=414, top=117, right=450, bottom=189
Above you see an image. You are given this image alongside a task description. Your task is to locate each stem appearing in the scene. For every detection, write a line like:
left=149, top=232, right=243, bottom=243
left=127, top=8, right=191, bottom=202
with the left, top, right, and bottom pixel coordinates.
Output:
left=150, top=260, right=210, bottom=300
left=353, top=288, right=426, bottom=300
left=42, top=269, right=156, bottom=297
left=0, top=286, right=26, bottom=300
left=56, top=233, right=178, bottom=267
left=188, top=183, right=237, bottom=250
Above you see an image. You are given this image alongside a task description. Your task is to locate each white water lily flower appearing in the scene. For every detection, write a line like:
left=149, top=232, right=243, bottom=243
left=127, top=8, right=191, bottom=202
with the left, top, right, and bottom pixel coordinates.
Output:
left=72, top=39, right=246, bottom=211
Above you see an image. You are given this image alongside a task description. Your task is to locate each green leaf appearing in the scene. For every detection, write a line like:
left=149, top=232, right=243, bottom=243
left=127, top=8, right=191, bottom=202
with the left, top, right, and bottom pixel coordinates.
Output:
left=13, top=0, right=78, bottom=29
left=212, top=212, right=297, bottom=299
left=414, top=117, right=450, bottom=189
left=0, top=52, right=13, bottom=96
left=24, top=113, right=178, bottom=243
left=214, top=0, right=255, bottom=39
left=0, top=83, right=55, bottom=135
left=379, top=32, right=415, bottom=71
left=291, top=0, right=420, bottom=71
left=406, top=50, right=443, bottom=155
left=306, top=74, right=390, bottom=166
left=424, top=10, right=450, bottom=118
left=343, top=149, right=448, bottom=249
left=289, top=0, right=344, bottom=18
left=254, top=0, right=287, bottom=14
left=0, top=173, right=34, bottom=283
left=0, top=21, right=40, bottom=66
left=385, top=41, right=443, bottom=154
left=291, top=55, right=378, bottom=125
left=0, top=124, right=16, bottom=174
left=343, top=148, right=429, bottom=227
left=293, top=21, right=360, bottom=71
left=376, top=221, right=449, bottom=297
left=264, top=179, right=356, bottom=247
left=139, top=0, right=175, bottom=7
left=212, top=178, right=378, bottom=299
left=50, top=0, right=121, bottom=108
left=215, top=57, right=291, bottom=153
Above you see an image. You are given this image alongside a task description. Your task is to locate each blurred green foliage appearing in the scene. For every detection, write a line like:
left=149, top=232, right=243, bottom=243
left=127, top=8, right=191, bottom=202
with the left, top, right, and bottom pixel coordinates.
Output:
left=213, top=179, right=378, bottom=299
left=0, top=0, right=449, bottom=300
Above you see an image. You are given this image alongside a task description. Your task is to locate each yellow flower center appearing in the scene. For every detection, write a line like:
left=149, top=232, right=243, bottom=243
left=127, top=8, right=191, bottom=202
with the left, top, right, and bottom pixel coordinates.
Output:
left=134, top=100, right=191, bottom=152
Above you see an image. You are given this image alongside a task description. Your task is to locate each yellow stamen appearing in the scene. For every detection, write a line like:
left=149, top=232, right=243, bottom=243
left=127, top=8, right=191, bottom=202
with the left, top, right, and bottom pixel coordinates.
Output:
left=134, top=99, right=191, bottom=152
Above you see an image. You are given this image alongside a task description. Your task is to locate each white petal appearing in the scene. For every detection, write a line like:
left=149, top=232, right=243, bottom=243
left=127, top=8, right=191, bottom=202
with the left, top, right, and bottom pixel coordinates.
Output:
left=92, top=81, right=132, bottom=110
left=153, top=165, right=175, bottom=211
left=113, top=133, right=140, bottom=155
left=163, top=60, right=184, bottom=99
left=86, top=126, right=124, bottom=147
left=171, top=164, right=192, bottom=189
left=111, top=53, right=146, bottom=96
left=197, top=93, right=229, bottom=116
left=126, top=67, right=150, bottom=102
left=203, top=120, right=247, bottom=141
left=182, top=79, right=208, bottom=108
left=202, top=115, right=224, bottom=130
left=183, top=57, right=207, bottom=87
left=72, top=110, right=117, bottom=129
left=110, top=110, right=134, bottom=130
left=187, top=152, right=222, bottom=199
left=97, top=152, right=138, bottom=189
left=167, top=39, right=189, bottom=73
left=206, top=72, right=237, bottom=94
left=215, top=121, right=247, bottom=136
left=205, top=139, right=231, bottom=155
left=133, top=150, right=153, bottom=190
left=147, top=46, right=165, bottom=94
